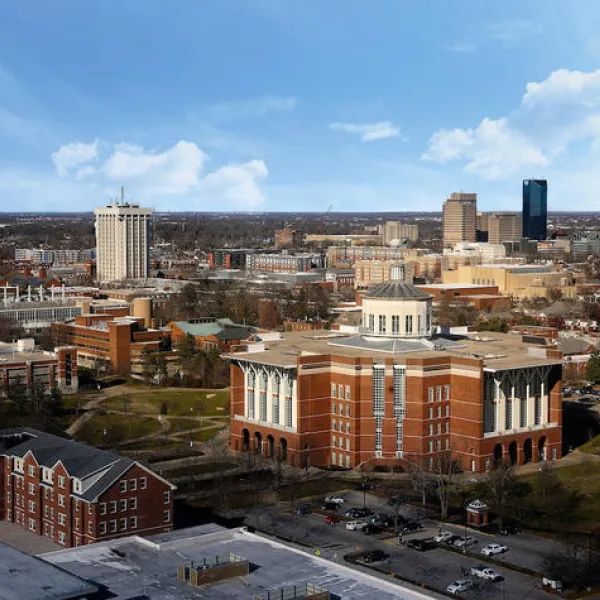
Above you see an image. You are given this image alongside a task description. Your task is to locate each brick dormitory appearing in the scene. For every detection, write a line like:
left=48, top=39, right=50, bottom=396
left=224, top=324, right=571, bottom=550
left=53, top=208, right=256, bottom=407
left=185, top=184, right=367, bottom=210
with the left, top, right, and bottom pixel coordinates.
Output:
left=0, top=428, right=175, bottom=547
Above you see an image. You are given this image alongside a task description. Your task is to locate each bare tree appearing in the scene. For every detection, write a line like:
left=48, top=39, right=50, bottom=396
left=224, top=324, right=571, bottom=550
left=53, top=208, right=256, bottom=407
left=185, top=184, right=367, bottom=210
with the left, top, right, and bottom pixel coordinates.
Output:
left=482, top=461, right=516, bottom=529
left=407, top=451, right=461, bottom=521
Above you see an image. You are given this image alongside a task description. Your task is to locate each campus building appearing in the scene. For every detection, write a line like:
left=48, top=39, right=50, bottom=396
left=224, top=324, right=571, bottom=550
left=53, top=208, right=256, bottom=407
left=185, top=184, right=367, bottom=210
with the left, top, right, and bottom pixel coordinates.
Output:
left=228, top=282, right=562, bottom=473
left=95, top=197, right=152, bottom=282
left=0, top=428, right=175, bottom=548
left=0, top=340, right=78, bottom=396
left=52, top=311, right=175, bottom=376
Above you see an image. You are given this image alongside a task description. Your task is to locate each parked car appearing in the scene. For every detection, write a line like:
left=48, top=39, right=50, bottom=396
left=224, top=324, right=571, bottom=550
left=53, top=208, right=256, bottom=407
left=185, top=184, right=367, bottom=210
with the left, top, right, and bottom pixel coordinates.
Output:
left=346, top=519, right=368, bottom=531
left=324, top=515, right=340, bottom=524
left=321, top=502, right=340, bottom=512
left=433, top=531, right=453, bottom=543
left=446, top=579, right=473, bottom=595
left=368, top=513, right=392, bottom=527
left=407, top=538, right=437, bottom=552
left=454, top=536, right=477, bottom=548
left=344, top=508, right=362, bottom=518
left=470, top=564, right=502, bottom=581
left=401, top=521, right=422, bottom=533
left=325, top=494, right=345, bottom=505
left=481, top=543, right=508, bottom=556
left=294, top=505, right=312, bottom=515
left=499, top=523, right=520, bottom=536
left=362, top=523, right=382, bottom=535
left=361, top=549, right=389, bottom=563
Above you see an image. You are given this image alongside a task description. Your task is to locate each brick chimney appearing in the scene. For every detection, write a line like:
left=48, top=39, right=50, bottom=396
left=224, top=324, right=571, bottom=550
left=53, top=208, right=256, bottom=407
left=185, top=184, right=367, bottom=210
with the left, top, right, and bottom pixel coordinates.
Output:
left=23, top=266, right=32, bottom=278
left=38, top=267, right=48, bottom=280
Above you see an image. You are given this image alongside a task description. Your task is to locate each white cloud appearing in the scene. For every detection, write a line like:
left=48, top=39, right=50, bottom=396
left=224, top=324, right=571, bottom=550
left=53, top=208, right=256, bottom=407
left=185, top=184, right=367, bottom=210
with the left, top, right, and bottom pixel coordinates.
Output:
left=423, top=67, right=600, bottom=180
left=52, top=140, right=99, bottom=178
left=102, top=140, right=207, bottom=195
left=199, top=159, right=268, bottom=208
left=49, top=139, right=269, bottom=208
left=522, top=68, right=600, bottom=107
left=329, top=121, right=403, bottom=142
left=423, top=118, right=547, bottom=180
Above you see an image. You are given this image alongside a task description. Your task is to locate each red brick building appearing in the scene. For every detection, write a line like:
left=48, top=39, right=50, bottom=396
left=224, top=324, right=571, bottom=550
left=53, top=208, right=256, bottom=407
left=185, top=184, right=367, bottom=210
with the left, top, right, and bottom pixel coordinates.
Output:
left=0, top=428, right=175, bottom=547
left=229, top=282, right=562, bottom=473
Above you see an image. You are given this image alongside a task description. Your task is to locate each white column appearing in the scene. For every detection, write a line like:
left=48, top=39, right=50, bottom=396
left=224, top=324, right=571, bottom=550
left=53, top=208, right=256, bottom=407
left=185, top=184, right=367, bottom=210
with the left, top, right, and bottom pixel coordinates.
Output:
left=243, top=365, right=248, bottom=418
left=541, top=381, right=548, bottom=423
left=292, top=379, right=298, bottom=429
left=494, top=380, right=503, bottom=433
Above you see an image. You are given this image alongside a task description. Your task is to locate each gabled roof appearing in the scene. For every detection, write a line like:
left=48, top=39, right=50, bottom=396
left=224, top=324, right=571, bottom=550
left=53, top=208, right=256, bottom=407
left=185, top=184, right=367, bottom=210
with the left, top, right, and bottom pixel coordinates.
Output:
left=0, top=428, right=144, bottom=501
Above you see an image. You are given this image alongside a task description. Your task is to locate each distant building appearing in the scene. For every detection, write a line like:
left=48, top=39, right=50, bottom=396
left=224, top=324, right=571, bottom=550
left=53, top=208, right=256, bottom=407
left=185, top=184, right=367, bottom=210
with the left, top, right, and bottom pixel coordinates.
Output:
left=571, top=231, right=600, bottom=260
left=246, top=252, right=325, bottom=273
left=443, top=192, right=477, bottom=247
left=304, top=233, right=383, bottom=246
left=382, top=221, right=419, bottom=244
left=0, top=340, right=78, bottom=396
left=488, top=213, right=523, bottom=244
left=0, top=428, right=175, bottom=548
left=95, top=196, right=152, bottom=282
left=209, top=249, right=263, bottom=269
left=169, top=318, right=258, bottom=352
left=274, top=228, right=303, bottom=249
left=14, top=249, right=93, bottom=266
left=442, top=263, right=580, bottom=299
left=444, top=242, right=507, bottom=261
left=522, top=179, right=548, bottom=241
left=52, top=312, right=175, bottom=377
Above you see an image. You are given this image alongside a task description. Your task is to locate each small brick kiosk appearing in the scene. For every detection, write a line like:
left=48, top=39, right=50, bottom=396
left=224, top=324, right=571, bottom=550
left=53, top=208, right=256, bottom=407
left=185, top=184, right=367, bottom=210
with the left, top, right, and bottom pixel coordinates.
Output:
left=466, top=499, right=489, bottom=528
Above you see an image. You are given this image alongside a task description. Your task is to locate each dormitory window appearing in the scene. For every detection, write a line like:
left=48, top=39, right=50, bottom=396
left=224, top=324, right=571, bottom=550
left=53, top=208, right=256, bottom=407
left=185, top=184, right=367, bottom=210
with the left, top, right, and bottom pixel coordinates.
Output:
left=345, top=385, right=350, bottom=400
left=331, top=384, right=337, bottom=398
left=405, top=315, right=413, bottom=334
left=259, top=371, right=268, bottom=422
left=378, top=315, right=386, bottom=333
left=436, top=386, right=442, bottom=402
left=285, top=398, right=293, bottom=427
left=273, top=374, right=280, bottom=425
left=428, top=388, right=434, bottom=402
left=140, top=477, right=147, bottom=490
left=392, top=315, right=400, bottom=334
left=332, top=419, right=336, bottom=431
left=332, top=401, right=336, bottom=414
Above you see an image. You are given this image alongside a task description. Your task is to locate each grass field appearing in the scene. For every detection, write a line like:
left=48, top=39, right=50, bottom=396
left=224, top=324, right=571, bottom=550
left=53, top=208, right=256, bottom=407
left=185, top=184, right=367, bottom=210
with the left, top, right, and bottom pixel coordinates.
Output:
left=161, top=461, right=239, bottom=479
left=74, top=412, right=161, bottom=446
left=102, top=389, right=229, bottom=417
left=186, top=425, right=225, bottom=443
left=579, top=434, right=600, bottom=455
left=517, top=461, right=600, bottom=529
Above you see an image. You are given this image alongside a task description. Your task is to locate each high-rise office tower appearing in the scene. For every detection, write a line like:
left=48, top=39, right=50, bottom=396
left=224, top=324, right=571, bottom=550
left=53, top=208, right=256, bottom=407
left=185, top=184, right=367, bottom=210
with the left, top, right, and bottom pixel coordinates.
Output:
left=488, top=212, right=523, bottom=244
left=522, top=179, right=547, bottom=241
left=94, top=189, right=152, bottom=282
left=443, top=192, right=477, bottom=247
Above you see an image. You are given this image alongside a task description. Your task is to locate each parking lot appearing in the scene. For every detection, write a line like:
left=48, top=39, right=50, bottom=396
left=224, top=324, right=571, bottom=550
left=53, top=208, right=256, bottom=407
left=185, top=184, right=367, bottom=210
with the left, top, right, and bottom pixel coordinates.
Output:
left=244, top=490, right=559, bottom=599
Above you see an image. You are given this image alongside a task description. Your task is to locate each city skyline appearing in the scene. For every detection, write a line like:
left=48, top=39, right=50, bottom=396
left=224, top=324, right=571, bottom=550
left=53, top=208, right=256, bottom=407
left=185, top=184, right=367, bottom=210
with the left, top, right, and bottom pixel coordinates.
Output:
left=2, top=2, right=600, bottom=212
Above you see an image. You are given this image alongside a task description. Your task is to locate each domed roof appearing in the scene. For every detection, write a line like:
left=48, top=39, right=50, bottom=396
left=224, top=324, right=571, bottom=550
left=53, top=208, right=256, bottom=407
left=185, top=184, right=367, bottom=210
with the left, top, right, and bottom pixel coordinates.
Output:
left=364, top=282, right=432, bottom=300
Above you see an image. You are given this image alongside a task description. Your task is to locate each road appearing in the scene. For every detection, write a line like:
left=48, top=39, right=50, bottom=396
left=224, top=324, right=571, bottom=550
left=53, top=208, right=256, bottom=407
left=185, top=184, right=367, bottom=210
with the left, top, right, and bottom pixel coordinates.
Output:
left=244, top=490, right=557, bottom=599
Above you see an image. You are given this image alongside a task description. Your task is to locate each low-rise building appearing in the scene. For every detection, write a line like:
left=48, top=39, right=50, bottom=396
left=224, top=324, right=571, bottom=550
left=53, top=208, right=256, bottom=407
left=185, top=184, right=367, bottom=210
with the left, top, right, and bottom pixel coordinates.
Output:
left=0, top=340, right=78, bottom=396
left=417, top=283, right=511, bottom=312
left=442, top=264, right=581, bottom=299
left=0, top=428, right=175, bottom=548
left=383, top=221, right=419, bottom=244
left=169, top=318, right=258, bottom=352
left=52, top=314, right=175, bottom=376
left=274, top=228, right=303, bottom=249
left=246, top=252, right=325, bottom=273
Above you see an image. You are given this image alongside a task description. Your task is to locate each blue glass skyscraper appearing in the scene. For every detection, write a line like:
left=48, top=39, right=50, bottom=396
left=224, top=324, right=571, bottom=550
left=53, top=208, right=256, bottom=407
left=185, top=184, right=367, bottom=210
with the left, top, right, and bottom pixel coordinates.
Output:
left=522, top=179, right=547, bottom=240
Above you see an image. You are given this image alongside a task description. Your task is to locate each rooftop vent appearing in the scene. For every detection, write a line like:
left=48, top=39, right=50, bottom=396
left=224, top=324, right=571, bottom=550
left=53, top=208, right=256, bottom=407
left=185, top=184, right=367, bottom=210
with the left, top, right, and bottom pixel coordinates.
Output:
left=253, top=582, right=331, bottom=600
left=177, top=554, right=249, bottom=587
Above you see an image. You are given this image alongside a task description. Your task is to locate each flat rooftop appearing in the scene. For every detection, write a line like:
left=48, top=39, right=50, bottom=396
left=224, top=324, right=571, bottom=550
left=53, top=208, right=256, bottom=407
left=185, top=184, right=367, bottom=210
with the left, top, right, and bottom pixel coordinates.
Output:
left=0, top=542, right=97, bottom=600
left=227, top=329, right=562, bottom=370
left=41, top=524, right=437, bottom=599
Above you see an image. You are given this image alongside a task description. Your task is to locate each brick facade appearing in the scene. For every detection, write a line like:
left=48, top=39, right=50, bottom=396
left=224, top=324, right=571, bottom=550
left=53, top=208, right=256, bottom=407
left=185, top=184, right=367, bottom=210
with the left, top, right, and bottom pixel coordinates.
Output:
left=0, top=429, right=175, bottom=548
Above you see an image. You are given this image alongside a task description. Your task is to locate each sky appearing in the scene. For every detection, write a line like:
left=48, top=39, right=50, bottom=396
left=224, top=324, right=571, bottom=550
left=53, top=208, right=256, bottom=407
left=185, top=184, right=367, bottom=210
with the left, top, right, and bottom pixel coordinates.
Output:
left=3, top=1, right=600, bottom=212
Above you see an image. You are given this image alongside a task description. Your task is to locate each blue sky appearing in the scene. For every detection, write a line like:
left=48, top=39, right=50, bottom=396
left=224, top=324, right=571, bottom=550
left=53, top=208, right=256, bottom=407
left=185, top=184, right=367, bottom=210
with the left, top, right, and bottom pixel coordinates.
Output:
left=2, top=1, right=600, bottom=212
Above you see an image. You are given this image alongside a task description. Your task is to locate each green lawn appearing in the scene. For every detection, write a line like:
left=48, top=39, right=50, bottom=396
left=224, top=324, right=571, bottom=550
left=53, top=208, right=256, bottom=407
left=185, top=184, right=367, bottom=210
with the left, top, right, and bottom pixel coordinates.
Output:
left=185, top=425, right=224, bottom=443
left=517, top=462, right=600, bottom=529
left=165, top=417, right=205, bottom=433
left=102, top=389, right=230, bottom=417
left=579, top=434, right=600, bottom=455
left=74, top=412, right=161, bottom=447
